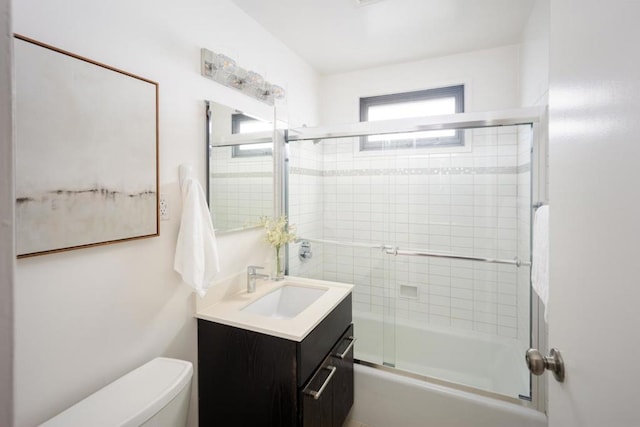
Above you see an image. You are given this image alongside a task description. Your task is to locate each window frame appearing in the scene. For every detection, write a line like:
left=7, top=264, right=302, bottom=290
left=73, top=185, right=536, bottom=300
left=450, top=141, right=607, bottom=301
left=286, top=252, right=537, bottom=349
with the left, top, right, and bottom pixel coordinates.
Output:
left=231, top=113, right=273, bottom=158
left=359, top=85, right=465, bottom=151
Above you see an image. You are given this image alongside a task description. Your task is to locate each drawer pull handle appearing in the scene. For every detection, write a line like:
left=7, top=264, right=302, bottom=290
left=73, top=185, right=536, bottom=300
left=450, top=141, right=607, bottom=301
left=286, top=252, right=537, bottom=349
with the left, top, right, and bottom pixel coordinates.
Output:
left=333, top=336, right=356, bottom=360
left=305, top=366, right=337, bottom=400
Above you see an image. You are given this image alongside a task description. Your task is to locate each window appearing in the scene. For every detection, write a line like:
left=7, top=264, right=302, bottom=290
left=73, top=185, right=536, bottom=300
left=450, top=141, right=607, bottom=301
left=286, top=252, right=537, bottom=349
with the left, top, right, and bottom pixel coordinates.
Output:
left=360, top=85, right=464, bottom=151
left=231, top=113, right=273, bottom=157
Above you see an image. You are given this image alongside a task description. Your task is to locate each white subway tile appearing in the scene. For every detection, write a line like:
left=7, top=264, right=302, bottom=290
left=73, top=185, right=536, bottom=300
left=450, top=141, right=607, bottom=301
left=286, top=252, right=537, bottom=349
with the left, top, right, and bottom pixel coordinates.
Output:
left=473, top=322, right=497, bottom=334
left=430, top=295, right=451, bottom=307
left=451, top=226, right=474, bottom=237
left=474, top=290, right=498, bottom=303
left=497, top=326, right=518, bottom=338
left=451, top=288, right=473, bottom=300
left=452, top=308, right=473, bottom=321
left=430, top=305, right=451, bottom=317
left=409, top=310, right=430, bottom=322
left=451, top=195, right=474, bottom=206
left=497, top=293, right=517, bottom=306
left=451, top=215, right=474, bottom=227
left=429, top=314, right=452, bottom=327
left=430, top=284, right=450, bottom=297
left=498, top=315, right=517, bottom=328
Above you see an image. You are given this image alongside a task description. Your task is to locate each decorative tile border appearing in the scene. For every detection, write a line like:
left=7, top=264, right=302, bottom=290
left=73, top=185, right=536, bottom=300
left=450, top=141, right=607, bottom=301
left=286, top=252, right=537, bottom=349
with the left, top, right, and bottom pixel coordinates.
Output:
left=211, top=171, right=273, bottom=178
left=288, top=167, right=323, bottom=177
left=211, top=163, right=531, bottom=179
left=290, top=164, right=532, bottom=177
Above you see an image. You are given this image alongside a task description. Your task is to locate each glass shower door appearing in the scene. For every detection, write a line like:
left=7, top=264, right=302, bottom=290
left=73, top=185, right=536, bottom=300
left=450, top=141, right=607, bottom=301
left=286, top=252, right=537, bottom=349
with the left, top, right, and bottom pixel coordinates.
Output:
left=382, top=124, right=533, bottom=400
left=286, top=119, right=536, bottom=403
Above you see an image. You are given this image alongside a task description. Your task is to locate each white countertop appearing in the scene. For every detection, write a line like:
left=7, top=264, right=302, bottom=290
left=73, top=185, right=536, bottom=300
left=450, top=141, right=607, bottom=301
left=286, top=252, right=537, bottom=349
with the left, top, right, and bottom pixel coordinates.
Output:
left=195, top=276, right=353, bottom=342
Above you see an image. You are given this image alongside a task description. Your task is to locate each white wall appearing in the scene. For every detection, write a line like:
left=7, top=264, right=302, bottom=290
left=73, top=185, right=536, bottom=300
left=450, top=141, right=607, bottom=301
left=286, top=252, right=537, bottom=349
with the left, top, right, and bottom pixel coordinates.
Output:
left=549, top=1, right=640, bottom=425
left=12, top=1, right=318, bottom=426
left=319, top=44, right=521, bottom=125
left=1, top=0, right=14, bottom=425
left=519, top=0, right=550, bottom=211
left=520, top=0, right=550, bottom=108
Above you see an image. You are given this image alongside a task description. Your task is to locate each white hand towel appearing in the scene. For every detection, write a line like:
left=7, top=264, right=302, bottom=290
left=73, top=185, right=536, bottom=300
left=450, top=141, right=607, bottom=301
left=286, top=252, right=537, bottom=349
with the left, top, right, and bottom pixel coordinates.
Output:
left=174, top=176, right=220, bottom=297
left=531, top=205, right=549, bottom=322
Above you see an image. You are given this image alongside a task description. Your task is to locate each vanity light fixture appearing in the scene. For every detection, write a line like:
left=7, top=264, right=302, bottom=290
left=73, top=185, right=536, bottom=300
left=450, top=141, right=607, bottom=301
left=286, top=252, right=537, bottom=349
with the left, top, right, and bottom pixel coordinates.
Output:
left=201, top=48, right=286, bottom=106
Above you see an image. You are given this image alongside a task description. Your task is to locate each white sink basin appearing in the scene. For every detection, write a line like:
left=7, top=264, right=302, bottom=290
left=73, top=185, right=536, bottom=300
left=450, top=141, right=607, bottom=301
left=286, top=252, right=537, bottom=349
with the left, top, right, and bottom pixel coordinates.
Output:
left=196, top=276, right=353, bottom=341
left=242, top=284, right=328, bottom=319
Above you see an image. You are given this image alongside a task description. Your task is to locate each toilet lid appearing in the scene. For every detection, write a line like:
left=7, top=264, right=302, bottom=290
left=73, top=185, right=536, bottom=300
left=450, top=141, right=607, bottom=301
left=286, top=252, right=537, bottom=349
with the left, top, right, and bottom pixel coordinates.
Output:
left=40, top=357, right=193, bottom=427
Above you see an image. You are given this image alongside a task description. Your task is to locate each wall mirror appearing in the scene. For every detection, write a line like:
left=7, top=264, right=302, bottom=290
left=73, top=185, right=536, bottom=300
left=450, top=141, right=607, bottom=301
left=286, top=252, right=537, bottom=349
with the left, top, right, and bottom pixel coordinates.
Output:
left=206, top=100, right=278, bottom=233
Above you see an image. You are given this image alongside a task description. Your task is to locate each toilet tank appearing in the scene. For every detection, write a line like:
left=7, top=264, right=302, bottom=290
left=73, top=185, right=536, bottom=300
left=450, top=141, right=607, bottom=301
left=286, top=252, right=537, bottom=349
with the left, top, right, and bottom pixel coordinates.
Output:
left=40, top=357, right=193, bottom=427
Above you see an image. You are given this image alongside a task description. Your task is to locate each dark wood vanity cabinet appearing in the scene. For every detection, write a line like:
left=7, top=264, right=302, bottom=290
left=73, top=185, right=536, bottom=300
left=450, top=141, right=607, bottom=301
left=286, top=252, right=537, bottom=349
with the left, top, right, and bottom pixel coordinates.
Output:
left=198, top=294, right=353, bottom=427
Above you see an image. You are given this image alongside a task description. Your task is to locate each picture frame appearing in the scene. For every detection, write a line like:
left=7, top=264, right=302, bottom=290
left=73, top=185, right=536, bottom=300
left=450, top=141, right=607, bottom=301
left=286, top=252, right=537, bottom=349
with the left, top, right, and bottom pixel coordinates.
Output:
left=14, top=35, right=159, bottom=258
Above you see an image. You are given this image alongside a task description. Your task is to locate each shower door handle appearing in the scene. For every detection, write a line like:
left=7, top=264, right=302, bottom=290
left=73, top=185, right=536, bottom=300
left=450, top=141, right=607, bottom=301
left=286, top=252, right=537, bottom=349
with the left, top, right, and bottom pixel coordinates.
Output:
left=526, top=348, right=565, bottom=382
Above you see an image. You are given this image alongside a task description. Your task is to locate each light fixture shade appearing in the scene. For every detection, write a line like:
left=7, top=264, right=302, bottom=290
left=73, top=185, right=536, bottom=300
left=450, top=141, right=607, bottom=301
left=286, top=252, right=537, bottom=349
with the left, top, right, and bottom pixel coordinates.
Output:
left=270, top=85, right=286, bottom=99
left=215, top=54, right=236, bottom=73
left=200, top=49, right=285, bottom=105
left=226, top=67, right=248, bottom=89
left=246, top=71, right=264, bottom=87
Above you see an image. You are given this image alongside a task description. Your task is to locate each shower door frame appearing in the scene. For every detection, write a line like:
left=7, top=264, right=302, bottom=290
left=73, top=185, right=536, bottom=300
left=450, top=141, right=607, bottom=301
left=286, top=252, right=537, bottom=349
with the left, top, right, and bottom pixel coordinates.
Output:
left=281, top=106, right=548, bottom=413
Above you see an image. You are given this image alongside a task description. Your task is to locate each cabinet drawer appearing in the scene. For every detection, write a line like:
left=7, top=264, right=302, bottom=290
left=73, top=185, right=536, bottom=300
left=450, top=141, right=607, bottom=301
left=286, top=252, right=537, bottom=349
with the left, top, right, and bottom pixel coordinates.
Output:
left=297, top=294, right=351, bottom=387
left=330, top=325, right=354, bottom=427
left=301, top=324, right=355, bottom=427
left=302, top=357, right=336, bottom=427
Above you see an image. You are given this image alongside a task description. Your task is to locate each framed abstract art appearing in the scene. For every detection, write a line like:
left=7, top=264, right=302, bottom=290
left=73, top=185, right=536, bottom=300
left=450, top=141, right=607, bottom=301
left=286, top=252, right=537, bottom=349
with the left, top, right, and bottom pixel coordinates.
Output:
left=14, top=35, right=159, bottom=257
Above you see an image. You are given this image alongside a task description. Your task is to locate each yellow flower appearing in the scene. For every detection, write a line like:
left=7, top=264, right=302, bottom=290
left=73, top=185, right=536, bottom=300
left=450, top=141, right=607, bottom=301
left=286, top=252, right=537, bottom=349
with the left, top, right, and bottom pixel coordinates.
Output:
left=259, top=215, right=297, bottom=249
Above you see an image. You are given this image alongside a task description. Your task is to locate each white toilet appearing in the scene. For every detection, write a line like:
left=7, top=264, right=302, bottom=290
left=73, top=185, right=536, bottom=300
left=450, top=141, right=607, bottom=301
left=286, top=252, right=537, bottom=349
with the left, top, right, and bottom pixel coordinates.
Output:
left=40, top=357, right=193, bottom=427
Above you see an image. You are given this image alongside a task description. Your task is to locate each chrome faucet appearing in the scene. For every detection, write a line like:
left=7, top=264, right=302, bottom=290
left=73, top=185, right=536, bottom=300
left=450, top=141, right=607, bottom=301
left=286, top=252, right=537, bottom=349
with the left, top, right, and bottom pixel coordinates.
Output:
left=247, top=265, right=269, bottom=293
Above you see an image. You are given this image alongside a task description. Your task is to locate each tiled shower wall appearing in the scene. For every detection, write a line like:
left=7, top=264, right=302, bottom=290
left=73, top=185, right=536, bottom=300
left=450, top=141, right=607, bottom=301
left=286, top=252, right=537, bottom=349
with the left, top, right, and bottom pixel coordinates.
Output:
left=288, top=125, right=532, bottom=341
left=287, top=140, right=326, bottom=278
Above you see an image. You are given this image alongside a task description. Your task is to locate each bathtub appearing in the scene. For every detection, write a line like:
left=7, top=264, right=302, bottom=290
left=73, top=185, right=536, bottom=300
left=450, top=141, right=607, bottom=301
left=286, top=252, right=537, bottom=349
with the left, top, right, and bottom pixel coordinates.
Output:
left=353, top=312, right=530, bottom=397
left=349, top=312, right=546, bottom=427
left=349, top=364, right=546, bottom=427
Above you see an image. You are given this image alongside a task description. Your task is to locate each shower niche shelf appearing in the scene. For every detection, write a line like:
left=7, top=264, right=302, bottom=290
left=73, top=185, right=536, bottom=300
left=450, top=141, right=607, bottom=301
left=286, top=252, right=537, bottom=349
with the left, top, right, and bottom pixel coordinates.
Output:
left=198, top=294, right=353, bottom=427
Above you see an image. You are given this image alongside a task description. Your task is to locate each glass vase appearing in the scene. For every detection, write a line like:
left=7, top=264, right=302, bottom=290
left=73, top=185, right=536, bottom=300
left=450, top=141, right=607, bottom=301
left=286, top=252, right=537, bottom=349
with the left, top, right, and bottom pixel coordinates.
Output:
left=273, top=246, right=285, bottom=281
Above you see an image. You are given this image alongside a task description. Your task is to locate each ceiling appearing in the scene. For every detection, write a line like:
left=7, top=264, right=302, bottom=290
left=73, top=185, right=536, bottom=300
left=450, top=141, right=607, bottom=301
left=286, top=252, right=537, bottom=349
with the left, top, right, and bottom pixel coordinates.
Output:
left=230, top=0, right=536, bottom=74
